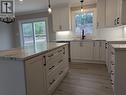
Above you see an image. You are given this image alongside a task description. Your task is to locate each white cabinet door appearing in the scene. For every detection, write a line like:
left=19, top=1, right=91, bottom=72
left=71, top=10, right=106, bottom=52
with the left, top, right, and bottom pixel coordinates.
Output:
left=106, top=0, right=117, bottom=27
left=60, top=7, right=69, bottom=31
left=25, top=55, right=46, bottom=95
left=52, top=8, right=60, bottom=31
left=52, top=5, right=70, bottom=32
left=80, top=42, right=93, bottom=60
left=97, top=0, right=106, bottom=28
left=93, top=41, right=100, bottom=60
left=70, top=42, right=81, bottom=59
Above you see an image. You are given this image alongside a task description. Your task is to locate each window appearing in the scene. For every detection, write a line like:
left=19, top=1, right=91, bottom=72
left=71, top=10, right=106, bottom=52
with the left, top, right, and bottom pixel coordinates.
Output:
left=20, top=18, right=48, bottom=51
left=72, top=11, right=94, bottom=36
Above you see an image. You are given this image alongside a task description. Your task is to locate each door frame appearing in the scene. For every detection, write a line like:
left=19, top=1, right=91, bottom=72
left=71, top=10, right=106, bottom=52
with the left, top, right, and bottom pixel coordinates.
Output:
left=19, top=17, right=49, bottom=48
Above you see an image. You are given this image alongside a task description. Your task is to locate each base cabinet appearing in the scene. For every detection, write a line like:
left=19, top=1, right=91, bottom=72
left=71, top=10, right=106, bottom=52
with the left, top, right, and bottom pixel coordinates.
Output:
left=70, top=41, right=106, bottom=63
left=0, top=44, right=69, bottom=95
left=25, top=55, right=46, bottom=95
left=106, top=44, right=126, bottom=95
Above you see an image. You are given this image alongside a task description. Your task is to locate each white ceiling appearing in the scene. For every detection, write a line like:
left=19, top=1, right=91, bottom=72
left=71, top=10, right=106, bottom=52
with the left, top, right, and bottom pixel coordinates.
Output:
left=15, top=0, right=97, bottom=13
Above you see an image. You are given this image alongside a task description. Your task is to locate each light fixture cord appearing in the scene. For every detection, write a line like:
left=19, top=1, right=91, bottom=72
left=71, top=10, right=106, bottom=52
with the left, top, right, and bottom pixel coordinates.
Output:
left=48, top=0, right=51, bottom=7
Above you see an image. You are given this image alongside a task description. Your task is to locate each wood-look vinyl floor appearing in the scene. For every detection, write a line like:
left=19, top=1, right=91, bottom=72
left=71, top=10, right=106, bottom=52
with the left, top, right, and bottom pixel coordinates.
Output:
left=53, top=63, right=113, bottom=95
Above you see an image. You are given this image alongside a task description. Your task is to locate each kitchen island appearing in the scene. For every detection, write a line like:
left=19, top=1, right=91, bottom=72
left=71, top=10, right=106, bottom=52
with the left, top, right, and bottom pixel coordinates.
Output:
left=0, top=42, right=69, bottom=95
left=106, top=43, right=126, bottom=95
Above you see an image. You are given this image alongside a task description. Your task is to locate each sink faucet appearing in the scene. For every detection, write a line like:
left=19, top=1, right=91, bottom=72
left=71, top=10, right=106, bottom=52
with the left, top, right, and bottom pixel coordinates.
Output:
left=82, top=29, right=86, bottom=40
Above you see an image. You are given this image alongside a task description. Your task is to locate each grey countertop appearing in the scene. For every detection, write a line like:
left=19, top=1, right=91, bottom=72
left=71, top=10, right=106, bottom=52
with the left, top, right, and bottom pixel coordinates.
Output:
left=111, top=44, right=126, bottom=51
left=0, top=42, right=68, bottom=60
left=53, top=39, right=106, bottom=42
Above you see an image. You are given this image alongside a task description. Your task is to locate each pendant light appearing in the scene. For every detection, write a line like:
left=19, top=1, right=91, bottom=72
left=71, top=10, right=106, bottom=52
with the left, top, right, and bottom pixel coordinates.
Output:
left=0, top=0, right=15, bottom=24
left=48, top=0, right=52, bottom=14
left=80, top=0, right=84, bottom=12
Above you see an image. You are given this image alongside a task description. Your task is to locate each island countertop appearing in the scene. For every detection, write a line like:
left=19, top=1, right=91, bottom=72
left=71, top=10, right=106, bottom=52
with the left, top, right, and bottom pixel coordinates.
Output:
left=0, top=42, right=68, bottom=60
left=111, top=44, right=126, bottom=51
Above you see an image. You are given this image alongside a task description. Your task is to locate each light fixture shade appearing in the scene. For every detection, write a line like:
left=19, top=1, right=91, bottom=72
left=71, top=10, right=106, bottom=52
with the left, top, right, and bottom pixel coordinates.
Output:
left=48, top=7, right=52, bottom=14
left=48, top=0, right=52, bottom=14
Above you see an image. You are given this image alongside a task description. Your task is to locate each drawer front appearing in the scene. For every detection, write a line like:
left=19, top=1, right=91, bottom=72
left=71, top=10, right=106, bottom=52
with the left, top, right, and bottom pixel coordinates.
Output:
left=47, top=71, right=57, bottom=88
left=47, top=63, right=65, bottom=88
left=46, top=55, right=65, bottom=73
left=46, top=47, right=65, bottom=62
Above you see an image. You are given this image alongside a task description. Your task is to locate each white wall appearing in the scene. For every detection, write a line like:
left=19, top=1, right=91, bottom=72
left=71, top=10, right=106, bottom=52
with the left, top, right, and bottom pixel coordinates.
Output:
left=96, top=26, right=126, bottom=41
left=0, top=22, right=14, bottom=50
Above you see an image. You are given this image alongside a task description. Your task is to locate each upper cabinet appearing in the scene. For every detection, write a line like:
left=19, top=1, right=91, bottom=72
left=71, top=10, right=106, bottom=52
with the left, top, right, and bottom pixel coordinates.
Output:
left=52, top=5, right=71, bottom=32
left=97, top=0, right=126, bottom=28
left=97, top=0, right=106, bottom=28
left=106, top=0, right=118, bottom=27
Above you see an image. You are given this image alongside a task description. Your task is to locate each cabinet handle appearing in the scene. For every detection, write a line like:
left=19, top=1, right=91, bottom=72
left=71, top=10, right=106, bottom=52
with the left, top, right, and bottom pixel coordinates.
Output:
left=111, top=83, right=114, bottom=85
left=48, top=54, right=54, bottom=57
left=50, top=79, right=56, bottom=85
left=58, top=50, right=62, bottom=53
left=105, top=43, right=108, bottom=49
left=63, top=47, right=65, bottom=54
left=111, top=52, right=114, bottom=55
left=43, top=56, right=46, bottom=66
left=49, top=65, right=55, bottom=70
left=117, top=17, right=120, bottom=24
left=58, top=59, right=63, bottom=63
left=59, top=71, right=63, bottom=75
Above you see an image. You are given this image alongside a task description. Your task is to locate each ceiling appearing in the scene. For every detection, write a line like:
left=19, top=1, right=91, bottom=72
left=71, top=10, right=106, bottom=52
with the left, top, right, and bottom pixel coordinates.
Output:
left=15, top=0, right=97, bottom=14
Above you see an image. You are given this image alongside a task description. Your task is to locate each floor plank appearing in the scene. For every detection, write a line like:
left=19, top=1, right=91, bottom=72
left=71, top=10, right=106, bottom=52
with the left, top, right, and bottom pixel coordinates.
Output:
left=53, top=63, right=113, bottom=95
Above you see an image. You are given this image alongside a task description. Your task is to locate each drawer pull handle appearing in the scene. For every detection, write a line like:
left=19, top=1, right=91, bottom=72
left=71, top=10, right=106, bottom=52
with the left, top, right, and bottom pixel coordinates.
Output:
left=50, top=79, right=55, bottom=85
left=111, top=83, right=114, bottom=85
left=48, top=54, right=54, bottom=57
left=111, top=52, right=114, bottom=55
left=58, top=59, right=63, bottom=63
left=58, top=50, right=62, bottom=53
left=49, top=65, right=55, bottom=70
left=59, top=71, right=63, bottom=75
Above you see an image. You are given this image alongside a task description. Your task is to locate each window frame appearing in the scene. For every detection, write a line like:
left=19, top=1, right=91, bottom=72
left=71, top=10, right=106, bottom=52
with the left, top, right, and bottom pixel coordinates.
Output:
left=19, top=17, right=49, bottom=48
left=71, top=8, right=95, bottom=37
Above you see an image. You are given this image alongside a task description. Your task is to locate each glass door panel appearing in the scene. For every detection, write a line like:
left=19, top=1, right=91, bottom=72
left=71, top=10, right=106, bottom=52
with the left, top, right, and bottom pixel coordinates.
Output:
left=21, top=18, right=48, bottom=52
left=34, top=21, right=47, bottom=51
left=22, top=23, right=34, bottom=49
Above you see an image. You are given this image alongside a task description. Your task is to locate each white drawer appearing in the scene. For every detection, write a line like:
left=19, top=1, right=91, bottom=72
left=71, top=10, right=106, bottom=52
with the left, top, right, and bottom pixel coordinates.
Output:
left=47, top=63, right=65, bottom=88
left=46, top=47, right=65, bottom=62
left=46, top=56, right=64, bottom=73
left=47, top=71, right=57, bottom=88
